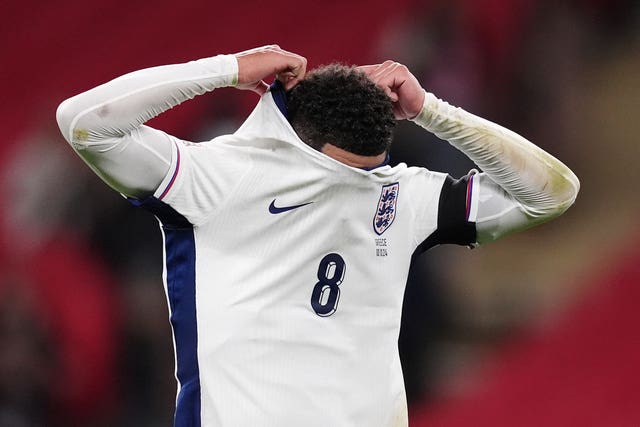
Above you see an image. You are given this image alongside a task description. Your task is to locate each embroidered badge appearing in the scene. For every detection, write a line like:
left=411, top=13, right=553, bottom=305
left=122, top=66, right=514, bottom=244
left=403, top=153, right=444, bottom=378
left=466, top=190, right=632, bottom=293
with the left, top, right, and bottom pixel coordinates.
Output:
left=373, top=182, right=399, bottom=235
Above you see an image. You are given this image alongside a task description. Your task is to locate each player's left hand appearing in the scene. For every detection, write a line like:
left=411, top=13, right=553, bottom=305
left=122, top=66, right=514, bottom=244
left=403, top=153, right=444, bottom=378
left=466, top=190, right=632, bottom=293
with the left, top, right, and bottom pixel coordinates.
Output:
left=358, top=61, right=425, bottom=120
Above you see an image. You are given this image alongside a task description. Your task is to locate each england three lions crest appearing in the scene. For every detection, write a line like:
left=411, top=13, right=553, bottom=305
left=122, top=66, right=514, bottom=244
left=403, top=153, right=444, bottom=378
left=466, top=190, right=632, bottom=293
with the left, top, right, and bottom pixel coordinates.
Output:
left=373, top=182, right=399, bottom=235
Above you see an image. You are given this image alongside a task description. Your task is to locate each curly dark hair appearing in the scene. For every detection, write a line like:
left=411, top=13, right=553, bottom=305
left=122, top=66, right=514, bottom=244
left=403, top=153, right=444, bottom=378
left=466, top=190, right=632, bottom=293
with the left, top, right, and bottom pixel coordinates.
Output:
left=287, top=64, right=395, bottom=156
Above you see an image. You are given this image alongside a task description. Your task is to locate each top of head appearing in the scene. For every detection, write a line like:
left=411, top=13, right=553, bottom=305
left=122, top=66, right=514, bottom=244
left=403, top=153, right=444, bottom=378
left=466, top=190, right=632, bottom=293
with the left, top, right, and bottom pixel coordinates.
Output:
left=286, top=64, right=396, bottom=157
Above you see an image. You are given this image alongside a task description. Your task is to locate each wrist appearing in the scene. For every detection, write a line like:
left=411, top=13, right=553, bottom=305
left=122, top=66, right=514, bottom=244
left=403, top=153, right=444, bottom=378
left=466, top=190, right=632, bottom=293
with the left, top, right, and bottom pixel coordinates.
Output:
left=195, top=54, right=239, bottom=87
left=409, top=90, right=439, bottom=128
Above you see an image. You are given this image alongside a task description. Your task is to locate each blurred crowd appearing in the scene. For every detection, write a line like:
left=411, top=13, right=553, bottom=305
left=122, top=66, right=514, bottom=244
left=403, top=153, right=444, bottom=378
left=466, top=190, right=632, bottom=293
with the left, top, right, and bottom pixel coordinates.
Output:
left=1, top=1, right=638, bottom=425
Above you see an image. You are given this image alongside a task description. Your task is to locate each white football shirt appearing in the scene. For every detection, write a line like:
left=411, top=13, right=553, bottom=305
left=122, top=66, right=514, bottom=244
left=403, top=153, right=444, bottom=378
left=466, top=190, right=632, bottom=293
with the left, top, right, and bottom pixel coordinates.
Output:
left=134, top=87, right=474, bottom=427
left=57, top=53, right=578, bottom=427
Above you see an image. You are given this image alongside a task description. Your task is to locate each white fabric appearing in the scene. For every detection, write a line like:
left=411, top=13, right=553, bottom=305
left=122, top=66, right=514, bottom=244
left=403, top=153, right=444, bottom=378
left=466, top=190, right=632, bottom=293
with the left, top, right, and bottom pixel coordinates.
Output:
left=56, top=54, right=238, bottom=197
left=467, top=171, right=480, bottom=222
left=159, top=93, right=448, bottom=425
left=412, top=90, right=580, bottom=243
left=56, top=54, right=579, bottom=426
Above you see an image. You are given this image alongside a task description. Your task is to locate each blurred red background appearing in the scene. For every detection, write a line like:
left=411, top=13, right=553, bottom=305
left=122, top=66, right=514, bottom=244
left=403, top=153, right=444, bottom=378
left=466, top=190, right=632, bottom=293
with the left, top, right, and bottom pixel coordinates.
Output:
left=1, top=0, right=638, bottom=425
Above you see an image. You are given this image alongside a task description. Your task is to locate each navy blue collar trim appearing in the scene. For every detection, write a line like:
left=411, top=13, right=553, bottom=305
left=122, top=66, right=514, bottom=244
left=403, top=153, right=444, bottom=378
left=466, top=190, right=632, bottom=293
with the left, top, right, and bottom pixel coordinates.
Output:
left=269, top=80, right=390, bottom=171
left=361, top=153, right=391, bottom=170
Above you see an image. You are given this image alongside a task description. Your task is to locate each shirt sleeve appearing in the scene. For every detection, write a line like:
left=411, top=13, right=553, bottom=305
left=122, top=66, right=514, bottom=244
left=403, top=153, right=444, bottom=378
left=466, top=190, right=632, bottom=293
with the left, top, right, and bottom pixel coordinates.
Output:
left=145, top=135, right=252, bottom=226
left=56, top=54, right=239, bottom=198
left=472, top=172, right=554, bottom=243
left=411, top=90, right=580, bottom=245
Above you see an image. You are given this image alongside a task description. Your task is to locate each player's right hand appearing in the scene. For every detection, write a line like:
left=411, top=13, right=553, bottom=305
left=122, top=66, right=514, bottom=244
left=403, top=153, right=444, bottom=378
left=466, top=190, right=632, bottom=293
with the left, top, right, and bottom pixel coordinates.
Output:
left=234, top=45, right=307, bottom=95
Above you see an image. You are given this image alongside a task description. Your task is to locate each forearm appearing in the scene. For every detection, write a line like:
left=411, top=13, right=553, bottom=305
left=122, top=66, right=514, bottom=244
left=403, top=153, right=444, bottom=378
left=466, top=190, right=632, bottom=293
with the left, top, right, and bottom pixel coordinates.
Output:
left=56, top=54, right=238, bottom=145
left=412, top=91, right=580, bottom=223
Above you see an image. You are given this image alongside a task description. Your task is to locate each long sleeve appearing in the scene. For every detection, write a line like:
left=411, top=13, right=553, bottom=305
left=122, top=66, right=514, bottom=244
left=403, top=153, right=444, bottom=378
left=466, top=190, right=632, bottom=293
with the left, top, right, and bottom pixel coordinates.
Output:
left=411, top=91, right=580, bottom=244
left=56, top=54, right=239, bottom=197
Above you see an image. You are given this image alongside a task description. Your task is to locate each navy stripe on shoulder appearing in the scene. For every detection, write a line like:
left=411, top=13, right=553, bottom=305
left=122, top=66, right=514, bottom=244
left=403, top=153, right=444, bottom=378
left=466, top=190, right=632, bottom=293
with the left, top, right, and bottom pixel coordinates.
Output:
left=128, top=196, right=192, bottom=229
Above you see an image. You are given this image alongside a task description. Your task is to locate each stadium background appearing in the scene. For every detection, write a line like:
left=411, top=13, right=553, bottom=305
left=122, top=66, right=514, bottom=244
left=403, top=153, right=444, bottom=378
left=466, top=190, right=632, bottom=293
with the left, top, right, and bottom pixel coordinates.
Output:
left=1, top=0, right=638, bottom=425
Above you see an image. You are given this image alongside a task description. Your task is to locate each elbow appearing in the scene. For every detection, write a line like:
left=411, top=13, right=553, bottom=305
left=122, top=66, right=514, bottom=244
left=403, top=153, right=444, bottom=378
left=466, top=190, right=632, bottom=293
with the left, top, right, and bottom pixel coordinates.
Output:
left=528, top=170, right=581, bottom=221
left=566, top=169, right=580, bottom=205
left=555, top=169, right=580, bottom=215
left=56, top=98, right=76, bottom=144
left=56, top=97, right=95, bottom=149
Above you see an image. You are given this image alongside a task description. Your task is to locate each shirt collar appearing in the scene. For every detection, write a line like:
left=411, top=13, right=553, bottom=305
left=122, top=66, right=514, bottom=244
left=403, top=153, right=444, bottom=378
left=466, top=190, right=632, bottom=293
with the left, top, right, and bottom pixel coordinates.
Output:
left=269, top=80, right=390, bottom=170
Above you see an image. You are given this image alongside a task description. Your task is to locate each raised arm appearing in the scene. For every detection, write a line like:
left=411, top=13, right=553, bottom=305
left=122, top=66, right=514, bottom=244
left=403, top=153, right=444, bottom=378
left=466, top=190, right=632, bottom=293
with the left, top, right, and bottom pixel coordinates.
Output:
left=360, top=61, right=580, bottom=244
left=56, top=45, right=306, bottom=198
left=56, top=54, right=239, bottom=197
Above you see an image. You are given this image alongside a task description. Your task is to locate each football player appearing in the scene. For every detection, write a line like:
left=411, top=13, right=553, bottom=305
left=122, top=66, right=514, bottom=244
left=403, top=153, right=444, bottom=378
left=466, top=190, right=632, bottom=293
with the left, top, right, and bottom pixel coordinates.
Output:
left=56, top=45, right=579, bottom=427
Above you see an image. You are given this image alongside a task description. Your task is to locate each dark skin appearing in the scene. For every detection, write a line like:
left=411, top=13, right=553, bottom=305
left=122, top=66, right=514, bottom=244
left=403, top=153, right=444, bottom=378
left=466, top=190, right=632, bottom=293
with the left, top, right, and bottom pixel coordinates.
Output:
left=234, top=45, right=426, bottom=168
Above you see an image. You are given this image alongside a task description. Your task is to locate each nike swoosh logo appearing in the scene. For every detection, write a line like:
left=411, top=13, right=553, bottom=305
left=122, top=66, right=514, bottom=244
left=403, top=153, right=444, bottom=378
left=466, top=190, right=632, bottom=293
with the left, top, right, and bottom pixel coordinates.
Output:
left=268, top=199, right=313, bottom=214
